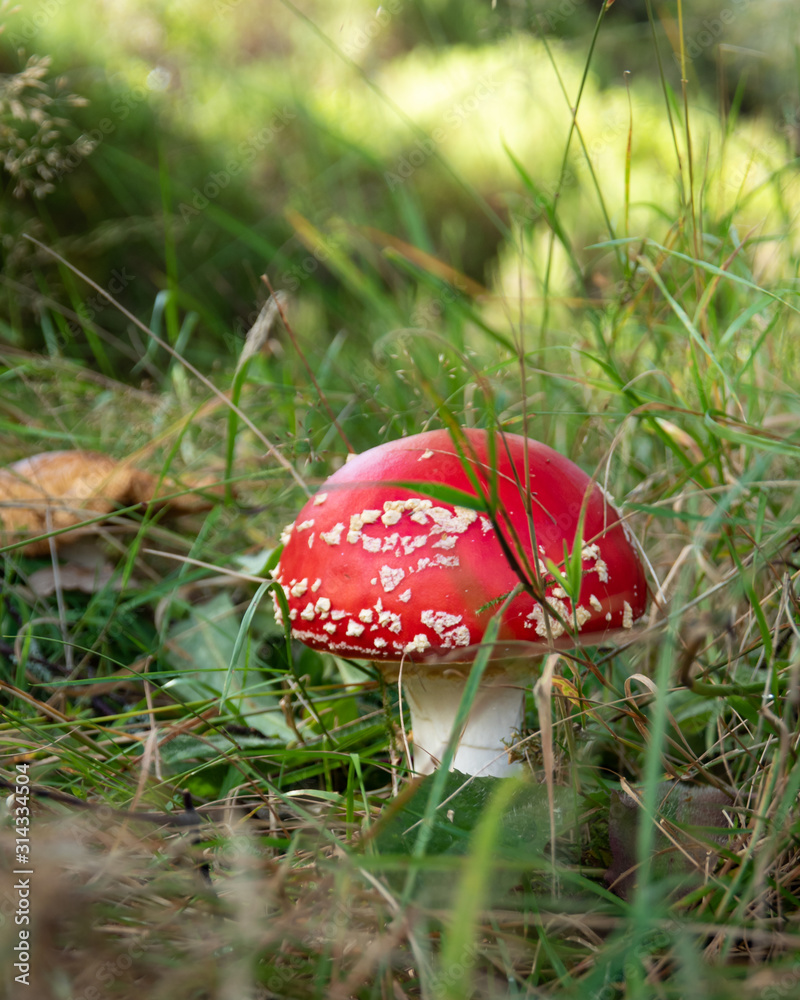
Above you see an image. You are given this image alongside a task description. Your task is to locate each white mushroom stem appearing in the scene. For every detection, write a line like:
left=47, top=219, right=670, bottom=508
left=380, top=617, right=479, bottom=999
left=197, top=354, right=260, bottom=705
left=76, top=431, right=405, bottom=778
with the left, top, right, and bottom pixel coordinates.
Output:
left=402, top=672, right=524, bottom=777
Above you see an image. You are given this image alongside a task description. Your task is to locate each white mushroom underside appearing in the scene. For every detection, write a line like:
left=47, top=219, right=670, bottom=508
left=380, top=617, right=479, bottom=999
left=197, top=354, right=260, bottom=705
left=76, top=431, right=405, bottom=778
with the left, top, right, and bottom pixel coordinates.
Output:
left=402, top=672, right=525, bottom=777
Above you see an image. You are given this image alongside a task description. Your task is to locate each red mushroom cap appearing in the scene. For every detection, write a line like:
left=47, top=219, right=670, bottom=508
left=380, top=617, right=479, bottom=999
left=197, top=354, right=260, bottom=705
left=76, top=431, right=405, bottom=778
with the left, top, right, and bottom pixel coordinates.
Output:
left=272, top=428, right=647, bottom=667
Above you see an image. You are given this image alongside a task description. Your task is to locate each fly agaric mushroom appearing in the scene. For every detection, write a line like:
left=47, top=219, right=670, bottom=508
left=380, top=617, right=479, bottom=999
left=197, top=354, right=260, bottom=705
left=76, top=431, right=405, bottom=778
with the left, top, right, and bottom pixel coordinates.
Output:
left=272, top=428, right=647, bottom=776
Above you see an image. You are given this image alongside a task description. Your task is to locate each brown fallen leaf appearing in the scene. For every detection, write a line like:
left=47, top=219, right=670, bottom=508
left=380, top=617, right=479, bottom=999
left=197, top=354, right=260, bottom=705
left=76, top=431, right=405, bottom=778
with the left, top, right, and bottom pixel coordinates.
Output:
left=0, top=449, right=219, bottom=556
left=605, top=780, right=735, bottom=899
left=27, top=561, right=139, bottom=597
